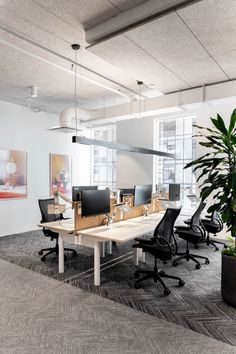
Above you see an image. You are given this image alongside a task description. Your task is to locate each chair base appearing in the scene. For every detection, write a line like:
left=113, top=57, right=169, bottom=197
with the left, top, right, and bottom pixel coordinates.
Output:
left=173, top=244, right=209, bottom=269
left=201, top=233, right=227, bottom=251
left=39, top=243, right=77, bottom=262
left=134, top=261, right=185, bottom=296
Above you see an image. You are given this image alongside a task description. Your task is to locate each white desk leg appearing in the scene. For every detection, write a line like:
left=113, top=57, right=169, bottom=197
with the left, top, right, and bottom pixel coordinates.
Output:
left=94, top=242, right=101, bottom=286
left=107, top=240, right=112, bottom=255
left=134, top=247, right=139, bottom=266
left=58, top=234, right=64, bottom=273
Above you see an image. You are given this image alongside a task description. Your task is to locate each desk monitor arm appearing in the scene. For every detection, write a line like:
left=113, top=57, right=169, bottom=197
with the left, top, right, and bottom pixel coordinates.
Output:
left=143, top=204, right=151, bottom=216
left=102, top=213, right=113, bottom=226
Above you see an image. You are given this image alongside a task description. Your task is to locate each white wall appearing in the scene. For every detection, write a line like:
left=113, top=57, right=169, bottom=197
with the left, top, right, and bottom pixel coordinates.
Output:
left=116, top=100, right=236, bottom=201
left=0, top=100, right=91, bottom=236
left=116, top=117, right=154, bottom=188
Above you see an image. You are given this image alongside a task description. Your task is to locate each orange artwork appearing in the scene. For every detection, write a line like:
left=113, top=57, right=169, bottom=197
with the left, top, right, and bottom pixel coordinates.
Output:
left=50, top=154, right=71, bottom=196
left=0, top=149, right=27, bottom=199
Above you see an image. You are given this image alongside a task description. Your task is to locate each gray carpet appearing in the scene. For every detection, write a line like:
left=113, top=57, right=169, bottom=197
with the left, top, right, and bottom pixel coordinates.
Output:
left=0, top=258, right=233, bottom=354
left=0, top=230, right=235, bottom=347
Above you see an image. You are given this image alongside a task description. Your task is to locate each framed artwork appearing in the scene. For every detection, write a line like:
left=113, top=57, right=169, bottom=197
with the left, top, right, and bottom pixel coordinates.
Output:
left=0, top=149, right=27, bottom=199
left=50, top=153, right=71, bottom=196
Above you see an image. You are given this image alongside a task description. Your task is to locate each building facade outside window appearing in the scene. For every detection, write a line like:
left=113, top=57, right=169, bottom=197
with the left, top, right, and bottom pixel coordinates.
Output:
left=154, top=116, right=196, bottom=208
left=90, top=125, right=116, bottom=190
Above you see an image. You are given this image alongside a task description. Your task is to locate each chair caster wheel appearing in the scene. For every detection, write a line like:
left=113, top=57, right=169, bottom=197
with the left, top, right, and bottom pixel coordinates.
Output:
left=41, top=256, right=45, bottom=262
left=164, top=288, right=170, bottom=296
left=205, top=259, right=210, bottom=265
left=195, top=264, right=201, bottom=270
left=179, top=279, right=185, bottom=287
left=38, top=251, right=43, bottom=255
left=134, top=270, right=140, bottom=279
left=159, top=270, right=165, bottom=276
left=173, top=261, right=178, bottom=267
left=73, top=251, right=77, bottom=257
left=134, top=282, right=141, bottom=289
left=214, top=248, right=219, bottom=252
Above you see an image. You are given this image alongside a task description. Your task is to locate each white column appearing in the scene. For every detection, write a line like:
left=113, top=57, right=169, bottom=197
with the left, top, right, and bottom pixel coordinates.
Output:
left=94, top=242, right=101, bottom=286
left=58, top=234, right=64, bottom=273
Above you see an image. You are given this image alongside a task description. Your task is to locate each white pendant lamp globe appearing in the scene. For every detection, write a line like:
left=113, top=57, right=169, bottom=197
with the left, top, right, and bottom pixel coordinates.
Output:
left=50, top=44, right=87, bottom=133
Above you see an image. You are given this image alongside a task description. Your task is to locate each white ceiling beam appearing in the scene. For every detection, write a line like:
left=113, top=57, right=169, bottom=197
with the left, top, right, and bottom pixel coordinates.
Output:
left=86, top=80, right=236, bottom=124
left=86, top=0, right=202, bottom=46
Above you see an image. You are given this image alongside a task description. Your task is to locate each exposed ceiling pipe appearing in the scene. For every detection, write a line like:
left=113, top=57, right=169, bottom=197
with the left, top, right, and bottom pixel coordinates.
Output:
left=0, top=24, right=145, bottom=99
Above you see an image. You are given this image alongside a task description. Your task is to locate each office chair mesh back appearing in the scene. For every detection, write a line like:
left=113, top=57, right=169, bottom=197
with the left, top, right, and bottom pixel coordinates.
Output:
left=38, top=198, right=58, bottom=223
left=212, top=211, right=223, bottom=229
left=153, top=208, right=181, bottom=252
left=190, top=201, right=206, bottom=233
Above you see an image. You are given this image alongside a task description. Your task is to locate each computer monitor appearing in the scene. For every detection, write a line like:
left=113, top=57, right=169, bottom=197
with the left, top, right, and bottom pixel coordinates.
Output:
left=119, top=188, right=135, bottom=199
left=72, top=185, right=98, bottom=202
left=81, top=189, right=110, bottom=217
left=169, top=183, right=180, bottom=201
left=134, top=185, right=152, bottom=207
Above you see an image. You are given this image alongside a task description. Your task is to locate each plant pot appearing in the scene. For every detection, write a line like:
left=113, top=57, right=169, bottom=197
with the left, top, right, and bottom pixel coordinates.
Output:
left=221, top=253, right=236, bottom=306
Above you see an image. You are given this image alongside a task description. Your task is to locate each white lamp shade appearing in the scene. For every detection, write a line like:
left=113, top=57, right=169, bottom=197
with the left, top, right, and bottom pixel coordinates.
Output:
left=59, top=107, right=79, bottom=128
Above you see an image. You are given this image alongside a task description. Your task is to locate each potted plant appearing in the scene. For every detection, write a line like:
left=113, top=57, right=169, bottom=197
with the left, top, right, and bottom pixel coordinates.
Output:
left=185, top=110, right=236, bottom=306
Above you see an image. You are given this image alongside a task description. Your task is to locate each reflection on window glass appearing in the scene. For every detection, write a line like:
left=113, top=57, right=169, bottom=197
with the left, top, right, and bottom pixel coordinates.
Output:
left=154, top=116, right=196, bottom=208
left=90, top=125, right=116, bottom=190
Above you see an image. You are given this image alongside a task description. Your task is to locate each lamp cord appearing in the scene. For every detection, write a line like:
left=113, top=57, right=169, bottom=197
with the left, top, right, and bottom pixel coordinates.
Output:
left=74, top=49, right=78, bottom=138
left=139, top=83, right=141, bottom=119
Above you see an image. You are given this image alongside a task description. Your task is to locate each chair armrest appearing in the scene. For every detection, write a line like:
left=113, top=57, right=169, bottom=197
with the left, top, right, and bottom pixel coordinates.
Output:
left=184, top=219, right=191, bottom=225
left=175, top=225, right=190, bottom=232
left=134, top=237, right=154, bottom=245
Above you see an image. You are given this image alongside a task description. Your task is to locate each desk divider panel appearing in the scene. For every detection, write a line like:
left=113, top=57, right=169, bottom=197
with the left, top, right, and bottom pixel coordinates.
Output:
left=74, top=197, right=163, bottom=232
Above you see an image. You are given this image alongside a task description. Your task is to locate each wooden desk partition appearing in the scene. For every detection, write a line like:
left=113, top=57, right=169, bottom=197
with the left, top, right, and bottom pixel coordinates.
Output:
left=74, top=197, right=163, bottom=232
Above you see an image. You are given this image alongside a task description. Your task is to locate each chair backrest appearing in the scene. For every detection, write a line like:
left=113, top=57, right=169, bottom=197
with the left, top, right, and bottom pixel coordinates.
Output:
left=190, top=200, right=206, bottom=233
left=153, top=208, right=181, bottom=244
left=211, top=211, right=223, bottom=230
left=38, top=198, right=59, bottom=223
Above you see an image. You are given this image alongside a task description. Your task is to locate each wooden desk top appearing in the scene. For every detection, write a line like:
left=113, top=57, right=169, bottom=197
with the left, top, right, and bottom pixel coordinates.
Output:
left=38, top=219, right=74, bottom=234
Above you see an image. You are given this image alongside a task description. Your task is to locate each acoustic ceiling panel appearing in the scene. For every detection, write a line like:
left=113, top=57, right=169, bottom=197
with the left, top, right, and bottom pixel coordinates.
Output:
left=171, top=57, right=228, bottom=86
left=34, top=0, right=119, bottom=29
left=89, top=34, right=188, bottom=91
left=178, top=0, right=236, bottom=57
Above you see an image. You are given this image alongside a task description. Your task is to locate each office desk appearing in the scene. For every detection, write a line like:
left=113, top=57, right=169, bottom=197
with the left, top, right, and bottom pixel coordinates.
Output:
left=39, top=218, right=158, bottom=287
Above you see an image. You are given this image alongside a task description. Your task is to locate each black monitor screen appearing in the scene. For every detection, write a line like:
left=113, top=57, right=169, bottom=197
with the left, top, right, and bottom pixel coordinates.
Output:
left=119, top=188, right=134, bottom=199
left=72, top=185, right=98, bottom=202
left=134, top=185, right=152, bottom=206
left=169, top=184, right=180, bottom=201
left=81, top=189, right=110, bottom=217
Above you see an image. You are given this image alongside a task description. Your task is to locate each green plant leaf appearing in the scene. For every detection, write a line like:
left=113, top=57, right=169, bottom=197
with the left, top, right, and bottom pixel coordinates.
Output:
left=229, top=109, right=236, bottom=133
left=211, top=115, right=228, bottom=135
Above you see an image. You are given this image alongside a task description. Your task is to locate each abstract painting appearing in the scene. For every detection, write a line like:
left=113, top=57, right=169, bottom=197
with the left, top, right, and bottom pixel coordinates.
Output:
left=50, top=154, right=71, bottom=196
left=0, top=149, right=27, bottom=199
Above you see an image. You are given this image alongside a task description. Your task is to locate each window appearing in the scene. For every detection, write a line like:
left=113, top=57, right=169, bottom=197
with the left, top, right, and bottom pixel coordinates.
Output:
left=90, top=125, right=116, bottom=190
left=154, top=116, right=196, bottom=208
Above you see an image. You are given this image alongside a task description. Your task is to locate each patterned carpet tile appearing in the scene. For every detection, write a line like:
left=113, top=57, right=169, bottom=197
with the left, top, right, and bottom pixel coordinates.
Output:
left=0, top=230, right=235, bottom=347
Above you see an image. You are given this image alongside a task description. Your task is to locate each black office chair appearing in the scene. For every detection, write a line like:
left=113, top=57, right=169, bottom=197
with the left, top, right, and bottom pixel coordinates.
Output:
left=132, top=208, right=185, bottom=296
left=173, top=201, right=209, bottom=269
left=201, top=211, right=226, bottom=250
left=38, top=198, right=77, bottom=262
